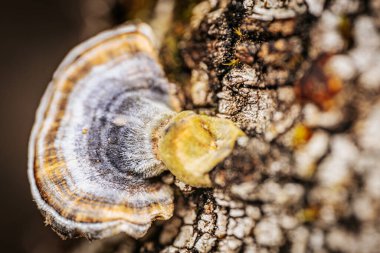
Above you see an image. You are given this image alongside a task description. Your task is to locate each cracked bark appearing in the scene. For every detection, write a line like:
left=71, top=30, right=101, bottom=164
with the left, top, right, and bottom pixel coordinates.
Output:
left=73, top=0, right=380, bottom=252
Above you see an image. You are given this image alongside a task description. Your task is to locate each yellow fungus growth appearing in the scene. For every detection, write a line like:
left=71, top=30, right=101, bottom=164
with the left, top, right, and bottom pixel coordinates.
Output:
left=297, top=206, right=320, bottom=222
left=234, top=27, right=243, bottom=37
left=223, top=58, right=240, bottom=66
left=292, top=124, right=313, bottom=147
left=158, top=111, right=245, bottom=187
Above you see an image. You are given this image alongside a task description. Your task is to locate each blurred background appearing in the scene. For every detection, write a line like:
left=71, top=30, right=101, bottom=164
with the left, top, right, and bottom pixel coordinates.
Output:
left=0, top=1, right=153, bottom=252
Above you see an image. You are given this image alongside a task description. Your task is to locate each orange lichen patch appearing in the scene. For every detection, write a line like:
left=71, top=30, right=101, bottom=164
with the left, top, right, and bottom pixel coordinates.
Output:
left=292, top=124, right=313, bottom=148
left=295, top=54, right=343, bottom=110
left=158, top=111, right=245, bottom=187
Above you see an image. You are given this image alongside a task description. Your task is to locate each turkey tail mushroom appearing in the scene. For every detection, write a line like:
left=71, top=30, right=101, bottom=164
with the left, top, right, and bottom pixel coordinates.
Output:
left=28, top=22, right=244, bottom=240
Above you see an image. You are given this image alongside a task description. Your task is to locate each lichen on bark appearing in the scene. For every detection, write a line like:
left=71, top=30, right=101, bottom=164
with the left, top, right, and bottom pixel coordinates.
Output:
left=74, top=0, right=380, bottom=252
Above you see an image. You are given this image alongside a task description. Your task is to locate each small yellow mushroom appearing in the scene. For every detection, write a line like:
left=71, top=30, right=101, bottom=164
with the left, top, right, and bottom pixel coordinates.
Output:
left=158, top=111, right=245, bottom=187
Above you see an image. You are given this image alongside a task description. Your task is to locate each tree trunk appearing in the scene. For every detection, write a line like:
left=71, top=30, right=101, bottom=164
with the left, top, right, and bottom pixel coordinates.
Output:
left=73, top=0, right=380, bottom=252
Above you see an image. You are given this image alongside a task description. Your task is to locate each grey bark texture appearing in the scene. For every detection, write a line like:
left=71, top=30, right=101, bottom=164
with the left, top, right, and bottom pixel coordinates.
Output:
left=74, top=0, right=380, bottom=252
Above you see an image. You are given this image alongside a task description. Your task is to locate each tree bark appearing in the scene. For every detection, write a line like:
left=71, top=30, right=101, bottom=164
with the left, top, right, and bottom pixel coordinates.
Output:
left=74, top=0, right=380, bottom=252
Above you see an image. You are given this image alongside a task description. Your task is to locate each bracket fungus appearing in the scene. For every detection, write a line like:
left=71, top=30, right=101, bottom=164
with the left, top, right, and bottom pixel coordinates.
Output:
left=158, top=111, right=244, bottom=187
left=28, top=22, right=243, bottom=240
